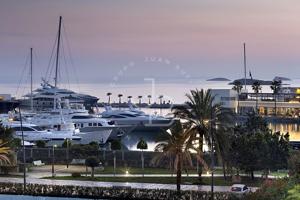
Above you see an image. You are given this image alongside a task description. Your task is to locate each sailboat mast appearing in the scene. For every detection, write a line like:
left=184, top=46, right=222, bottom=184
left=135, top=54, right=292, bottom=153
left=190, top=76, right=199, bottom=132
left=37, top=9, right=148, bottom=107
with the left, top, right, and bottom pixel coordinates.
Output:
left=243, top=43, right=247, bottom=90
left=30, top=48, right=33, bottom=111
left=54, top=16, right=62, bottom=88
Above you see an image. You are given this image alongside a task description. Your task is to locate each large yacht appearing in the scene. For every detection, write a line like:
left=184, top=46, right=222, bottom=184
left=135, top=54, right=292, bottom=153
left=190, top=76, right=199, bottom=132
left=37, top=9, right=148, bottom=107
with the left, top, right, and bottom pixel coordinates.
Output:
left=100, top=105, right=174, bottom=132
left=0, top=94, right=19, bottom=114
left=20, top=80, right=98, bottom=111
left=1, top=120, right=80, bottom=142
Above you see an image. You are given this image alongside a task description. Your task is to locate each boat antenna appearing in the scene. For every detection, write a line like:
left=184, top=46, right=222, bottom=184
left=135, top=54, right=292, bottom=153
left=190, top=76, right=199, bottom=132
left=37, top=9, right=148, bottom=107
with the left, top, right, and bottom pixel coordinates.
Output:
left=54, top=16, right=62, bottom=88
left=30, top=48, right=33, bottom=111
left=243, top=42, right=247, bottom=90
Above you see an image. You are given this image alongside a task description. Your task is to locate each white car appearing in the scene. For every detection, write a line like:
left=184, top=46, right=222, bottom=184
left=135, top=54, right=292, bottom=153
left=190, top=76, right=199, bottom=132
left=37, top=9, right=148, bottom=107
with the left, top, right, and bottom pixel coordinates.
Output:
left=231, top=184, right=250, bottom=194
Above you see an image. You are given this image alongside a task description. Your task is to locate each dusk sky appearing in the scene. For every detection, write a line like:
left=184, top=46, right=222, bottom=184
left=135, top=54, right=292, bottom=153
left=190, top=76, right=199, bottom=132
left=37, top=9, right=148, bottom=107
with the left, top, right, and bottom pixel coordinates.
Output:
left=1, top=0, right=300, bottom=85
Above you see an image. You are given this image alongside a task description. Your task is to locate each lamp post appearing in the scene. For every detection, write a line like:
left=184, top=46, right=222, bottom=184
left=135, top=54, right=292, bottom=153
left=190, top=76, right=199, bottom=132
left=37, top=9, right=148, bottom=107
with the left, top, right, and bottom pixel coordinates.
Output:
left=210, top=104, right=214, bottom=200
left=66, top=138, right=69, bottom=168
left=18, top=107, right=26, bottom=193
left=52, top=144, right=57, bottom=177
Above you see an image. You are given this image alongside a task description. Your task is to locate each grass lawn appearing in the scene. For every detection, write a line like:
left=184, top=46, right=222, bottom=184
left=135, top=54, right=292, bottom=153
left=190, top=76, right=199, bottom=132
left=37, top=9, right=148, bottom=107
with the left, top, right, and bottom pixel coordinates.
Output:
left=46, top=176, right=263, bottom=187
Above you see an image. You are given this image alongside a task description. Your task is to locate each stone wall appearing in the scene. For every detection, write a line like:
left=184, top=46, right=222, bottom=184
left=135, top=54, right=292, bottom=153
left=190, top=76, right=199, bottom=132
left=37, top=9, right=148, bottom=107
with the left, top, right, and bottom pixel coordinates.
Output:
left=0, top=182, right=231, bottom=200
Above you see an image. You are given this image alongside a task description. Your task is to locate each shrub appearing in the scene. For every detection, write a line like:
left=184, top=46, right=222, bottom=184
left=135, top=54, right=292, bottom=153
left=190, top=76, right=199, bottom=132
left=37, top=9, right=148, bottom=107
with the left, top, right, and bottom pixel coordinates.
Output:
left=71, top=172, right=81, bottom=178
left=36, top=140, right=46, bottom=148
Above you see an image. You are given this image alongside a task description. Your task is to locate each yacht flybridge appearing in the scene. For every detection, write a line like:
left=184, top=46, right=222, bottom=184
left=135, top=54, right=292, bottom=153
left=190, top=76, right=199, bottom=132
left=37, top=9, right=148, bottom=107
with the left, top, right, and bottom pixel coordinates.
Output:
left=20, top=79, right=98, bottom=110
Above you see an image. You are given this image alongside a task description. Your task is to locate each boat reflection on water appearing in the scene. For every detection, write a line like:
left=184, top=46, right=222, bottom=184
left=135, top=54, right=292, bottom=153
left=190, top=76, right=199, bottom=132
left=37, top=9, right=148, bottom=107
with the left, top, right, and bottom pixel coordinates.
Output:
left=268, top=123, right=300, bottom=141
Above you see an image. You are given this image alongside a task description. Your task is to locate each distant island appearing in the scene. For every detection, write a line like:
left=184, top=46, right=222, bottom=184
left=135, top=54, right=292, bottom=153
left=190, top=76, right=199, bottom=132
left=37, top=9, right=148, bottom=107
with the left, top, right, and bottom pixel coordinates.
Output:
left=206, top=77, right=231, bottom=81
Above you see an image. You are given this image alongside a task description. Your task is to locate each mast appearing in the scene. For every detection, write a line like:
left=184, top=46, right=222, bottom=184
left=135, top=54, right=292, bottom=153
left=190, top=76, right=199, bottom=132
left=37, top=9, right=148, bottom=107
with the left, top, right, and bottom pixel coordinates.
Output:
left=30, top=48, right=33, bottom=111
left=243, top=43, right=247, bottom=90
left=54, top=16, right=62, bottom=88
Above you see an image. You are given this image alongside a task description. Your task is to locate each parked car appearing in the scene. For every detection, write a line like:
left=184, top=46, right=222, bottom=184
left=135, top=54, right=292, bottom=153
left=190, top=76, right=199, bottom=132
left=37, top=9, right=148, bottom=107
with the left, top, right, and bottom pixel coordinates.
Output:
left=231, top=184, right=250, bottom=195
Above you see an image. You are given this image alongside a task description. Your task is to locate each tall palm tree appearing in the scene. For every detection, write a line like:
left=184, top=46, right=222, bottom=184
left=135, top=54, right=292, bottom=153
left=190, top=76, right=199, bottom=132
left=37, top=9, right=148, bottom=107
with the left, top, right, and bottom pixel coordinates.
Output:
left=270, top=80, right=281, bottom=116
left=232, top=80, right=243, bottom=114
left=252, top=81, right=262, bottom=113
left=172, top=89, right=233, bottom=182
left=147, top=95, right=152, bottom=105
left=127, top=96, right=132, bottom=103
left=152, top=122, right=196, bottom=191
left=106, top=92, right=112, bottom=104
left=138, top=96, right=143, bottom=105
left=159, top=95, right=163, bottom=105
left=118, top=94, right=123, bottom=106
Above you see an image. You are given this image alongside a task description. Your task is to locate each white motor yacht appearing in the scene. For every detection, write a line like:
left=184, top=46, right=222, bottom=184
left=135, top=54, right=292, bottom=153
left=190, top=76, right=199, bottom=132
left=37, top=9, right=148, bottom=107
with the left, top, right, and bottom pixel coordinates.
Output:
left=2, top=121, right=80, bottom=141
left=100, top=105, right=174, bottom=132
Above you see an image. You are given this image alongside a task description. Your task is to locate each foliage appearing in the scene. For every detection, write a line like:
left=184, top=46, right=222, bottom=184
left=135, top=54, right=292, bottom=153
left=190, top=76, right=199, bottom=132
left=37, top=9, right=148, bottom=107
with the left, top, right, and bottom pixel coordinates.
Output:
left=288, top=150, right=300, bottom=176
left=111, top=140, right=122, bottom=151
left=270, top=80, right=282, bottom=94
left=89, top=141, right=99, bottom=148
left=285, top=184, right=300, bottom=200
left=244, top=178, right=289, bottom=200
left=137, top=138, right=148, bottom=150
left=85, top=156, right=100, bottom=178
left=36, top=140, right=47, bottom=148
left=152, top=122, right=196, bottom=191
left=70, top=143, right=99, bottom=158
left=61, top=139, right=72, bottom=148
left=0, top=139, right=11, bottom=165
left=85, top=156, right=100, bottom=168
left=228, top=113, right=290, bottom=179
left=172, top=89, right=234, bottom=181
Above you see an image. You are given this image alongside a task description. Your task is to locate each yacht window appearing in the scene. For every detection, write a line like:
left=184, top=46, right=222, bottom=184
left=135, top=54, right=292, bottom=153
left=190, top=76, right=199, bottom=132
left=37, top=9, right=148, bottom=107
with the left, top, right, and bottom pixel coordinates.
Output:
left=31, top=126, right=44, bottom=131
left=88, top=123, right=92, bottom=126
left=93, top=123, right=97, bottom=126
left=14, top=127, right=35, bottom=131
left=74, top=124, right=77, bottom=128
left=81, top=123, right=84, bottom=128
left=71, top=115, right=93, bottom=119
left=98, top=123, right=102, bottom=127
left=120, top=114, right=138, bottom=117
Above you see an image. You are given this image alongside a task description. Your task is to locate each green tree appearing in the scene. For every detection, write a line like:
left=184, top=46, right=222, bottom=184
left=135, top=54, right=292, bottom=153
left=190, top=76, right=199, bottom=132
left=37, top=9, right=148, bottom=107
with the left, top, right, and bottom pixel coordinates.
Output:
left=137, top=138, right=148, bottom=177
left=111, top=139, right=121, bottom=176
left=85, top=156, right=100, bottom=178
left=36, top=140, right=46, bottom=148
left=62, top=139, right=72, bottom=148
left=270, top=80, right=282, bottom=116
left=172, top=89, right=233, bottom=182
left=252, top=81, right=262, bottom=113
left=232, top=80, right=243, bottom=114
left=106, top=92, right=112, bottom=104
left=152, top=122, right=196, bottom=191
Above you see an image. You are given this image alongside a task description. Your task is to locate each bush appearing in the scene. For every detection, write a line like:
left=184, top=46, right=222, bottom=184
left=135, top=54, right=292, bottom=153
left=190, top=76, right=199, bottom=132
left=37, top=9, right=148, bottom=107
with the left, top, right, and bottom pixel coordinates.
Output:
left=71, top=172, right=81, bottom=178
left=36, top=140, right=46, bottom=148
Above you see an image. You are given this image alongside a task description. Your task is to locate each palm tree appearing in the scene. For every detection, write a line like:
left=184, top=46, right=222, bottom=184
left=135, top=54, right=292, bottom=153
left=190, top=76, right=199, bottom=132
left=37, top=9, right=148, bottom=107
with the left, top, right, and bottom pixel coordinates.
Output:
left=232, top=80, right=243, bottom=114
left=138, top=96, right=143, bottom=106
left=106, top=92, right=112, bottom=104
left=147, top=95, right=152, bottom=105
left=172, top=89, right=233, bottom=182
left=159, top=95, right=163, bottom=105
left=137, top=138, right=148, bottom=177
left=270, top=80, right=281, bottom=116
left=127, top=96, right=132, bottom=103
left=85, top=156, right=100, bottom=178
left=0, top=140, right=11, bottom=165
left=252, top=81, right=262, bottom=113
left=152, top=122, right=196, bottom=191
left=118, top=94, right=123, bottom=108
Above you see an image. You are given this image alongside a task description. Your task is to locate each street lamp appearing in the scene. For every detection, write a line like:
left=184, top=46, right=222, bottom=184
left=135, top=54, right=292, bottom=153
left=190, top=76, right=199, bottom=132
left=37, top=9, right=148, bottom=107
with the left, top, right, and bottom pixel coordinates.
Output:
left=18, top=107, right=26, bottom=193
left=52, top=144, right=57, bottom=177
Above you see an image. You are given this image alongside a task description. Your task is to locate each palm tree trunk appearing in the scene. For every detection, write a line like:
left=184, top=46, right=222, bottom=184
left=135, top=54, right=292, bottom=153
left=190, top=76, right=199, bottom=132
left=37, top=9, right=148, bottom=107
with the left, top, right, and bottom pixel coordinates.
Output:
left=274, top=94, right=277, bottom=117
left=113, top=151, right=116, bottom=176
left=251, top=170, right=254, bottom=180
left=176, top=154, right=182, bottom=192
left=198, top=133, right=204, bottom=183
left=256, top=94, right=258, bottom=113
left=141, top=150, right=144, bottom=177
